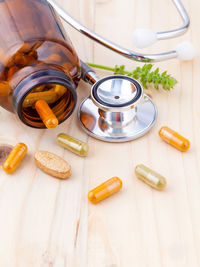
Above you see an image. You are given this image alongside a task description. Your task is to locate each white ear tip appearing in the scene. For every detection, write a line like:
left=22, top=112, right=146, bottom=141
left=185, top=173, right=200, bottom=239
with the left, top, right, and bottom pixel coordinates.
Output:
left=175, top=42, right=195, bottom=60
left=133, top=29, right=157, bottom=49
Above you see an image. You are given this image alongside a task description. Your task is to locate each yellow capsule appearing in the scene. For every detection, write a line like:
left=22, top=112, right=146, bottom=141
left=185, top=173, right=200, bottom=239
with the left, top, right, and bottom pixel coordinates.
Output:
left=88, top=177, right=123, bottom=204
left=2, top=143, right=27, bottom=174
left=23, top=90, right=58, bottom=108
left=53, top=85, right=67, bottom=98
left=159, top=126, right=190, bottom=152
left=135, top=164, right=166, bottom=190
left=57, top=133, right=89, bottom=157
left=35, top=99, right=58, bottom=129
left=33, top=85, right=47, bottom=92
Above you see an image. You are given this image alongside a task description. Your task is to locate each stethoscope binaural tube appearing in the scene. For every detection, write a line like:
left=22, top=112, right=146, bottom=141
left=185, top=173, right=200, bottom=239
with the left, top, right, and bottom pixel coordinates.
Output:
left=46, top=0, right=194, bottom=62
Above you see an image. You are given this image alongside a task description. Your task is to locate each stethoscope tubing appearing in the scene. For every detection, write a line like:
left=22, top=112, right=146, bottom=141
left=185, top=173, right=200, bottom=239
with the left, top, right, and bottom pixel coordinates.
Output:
left=46, top=0, right=190, bottom=62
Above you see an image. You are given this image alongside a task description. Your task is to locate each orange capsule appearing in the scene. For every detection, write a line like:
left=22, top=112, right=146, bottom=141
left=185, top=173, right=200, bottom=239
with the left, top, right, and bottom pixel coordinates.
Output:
left=18, top=43, right=32, bottom=54
left=35, top=99, right=58, bottom=129
left=14, top=53, right=28, bottom=66
left=0, top=81, right=11, bottom=96
left=47, top=54, right=61, bottom=62
left=2, top=143, right=27, bottom=174
left=88, top=177, right=123, bottom=204
left=7, top=66, right=19, bottom=80
left=159, top=126, right=190, bottom=151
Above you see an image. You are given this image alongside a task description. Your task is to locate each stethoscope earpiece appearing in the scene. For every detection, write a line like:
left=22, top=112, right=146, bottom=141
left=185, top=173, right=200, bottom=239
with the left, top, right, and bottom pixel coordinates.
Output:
left=133, top=29, right=195, bottom=61
left=133, top=29, right=157, bottom=49
left=175, top=42, right=195, bottom=60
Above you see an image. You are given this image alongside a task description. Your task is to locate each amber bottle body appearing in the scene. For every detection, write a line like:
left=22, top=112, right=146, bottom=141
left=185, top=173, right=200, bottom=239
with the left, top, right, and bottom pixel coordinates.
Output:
left=0, top=0, right=81, bottom=128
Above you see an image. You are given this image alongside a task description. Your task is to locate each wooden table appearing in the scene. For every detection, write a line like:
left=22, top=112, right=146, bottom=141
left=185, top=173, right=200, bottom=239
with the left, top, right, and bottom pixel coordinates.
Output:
left=0, top=0, right=198, bottom=266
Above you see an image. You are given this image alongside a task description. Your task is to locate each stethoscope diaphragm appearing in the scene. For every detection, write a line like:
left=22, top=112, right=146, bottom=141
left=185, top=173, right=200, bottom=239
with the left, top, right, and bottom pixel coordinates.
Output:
left=78, top=74, right=157, bottom=142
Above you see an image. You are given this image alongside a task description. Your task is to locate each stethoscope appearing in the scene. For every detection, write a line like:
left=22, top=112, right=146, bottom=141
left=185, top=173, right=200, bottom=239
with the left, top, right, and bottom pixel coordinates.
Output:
left=46, top=0, right=194, bottom=142
left=78, top=61, right=157, bottom=142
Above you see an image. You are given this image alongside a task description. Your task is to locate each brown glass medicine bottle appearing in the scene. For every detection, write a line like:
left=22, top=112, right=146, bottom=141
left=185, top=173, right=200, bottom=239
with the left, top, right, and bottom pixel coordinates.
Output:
left=0, top=0, right=81, bottom=128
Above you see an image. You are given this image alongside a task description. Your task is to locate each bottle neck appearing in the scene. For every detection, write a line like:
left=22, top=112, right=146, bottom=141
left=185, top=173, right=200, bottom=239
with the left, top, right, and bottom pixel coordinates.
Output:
left=13, top=69, right=77, bottom=128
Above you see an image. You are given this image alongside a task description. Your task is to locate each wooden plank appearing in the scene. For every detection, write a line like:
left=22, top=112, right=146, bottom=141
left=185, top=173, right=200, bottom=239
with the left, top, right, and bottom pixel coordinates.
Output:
left=0, top=0, right=199, bottom=266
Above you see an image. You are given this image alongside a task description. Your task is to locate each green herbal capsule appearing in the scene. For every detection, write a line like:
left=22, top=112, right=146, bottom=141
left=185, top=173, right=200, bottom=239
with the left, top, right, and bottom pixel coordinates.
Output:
left=57, top=133, right=89, bottom=157
left=135, top=164, right=166, bottom=190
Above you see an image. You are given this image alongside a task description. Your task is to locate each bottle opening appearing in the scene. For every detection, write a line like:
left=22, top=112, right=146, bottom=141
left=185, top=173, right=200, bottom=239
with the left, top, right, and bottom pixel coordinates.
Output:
left=20, top=83, right=75, bottom=128
left=13, top=69, right=77, bottom=128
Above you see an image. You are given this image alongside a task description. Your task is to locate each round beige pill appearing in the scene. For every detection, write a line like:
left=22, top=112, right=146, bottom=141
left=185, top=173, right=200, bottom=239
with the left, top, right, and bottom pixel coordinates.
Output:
left=34, top=151, right=71, bottom=179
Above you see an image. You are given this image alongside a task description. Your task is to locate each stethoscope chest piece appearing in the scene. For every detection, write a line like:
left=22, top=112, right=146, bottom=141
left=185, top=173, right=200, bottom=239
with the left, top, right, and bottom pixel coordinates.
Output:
left=78, top=75, right=157, bottom=142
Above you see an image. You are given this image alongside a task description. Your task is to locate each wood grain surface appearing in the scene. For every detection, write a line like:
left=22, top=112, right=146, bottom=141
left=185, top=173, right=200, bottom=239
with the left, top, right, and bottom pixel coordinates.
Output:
left=0, top=0, right=198, bottom=266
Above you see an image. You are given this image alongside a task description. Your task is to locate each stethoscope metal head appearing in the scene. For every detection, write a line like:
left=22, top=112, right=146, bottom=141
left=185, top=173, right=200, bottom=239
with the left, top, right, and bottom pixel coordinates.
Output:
left=91, top=75, right=142, bottom=112
left=78, top=63, right=157, bottom=142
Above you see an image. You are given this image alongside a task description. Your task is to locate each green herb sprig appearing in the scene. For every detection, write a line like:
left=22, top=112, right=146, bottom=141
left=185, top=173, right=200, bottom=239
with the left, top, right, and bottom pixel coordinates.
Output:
left=87, top=63, right=177, bottom=91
